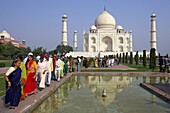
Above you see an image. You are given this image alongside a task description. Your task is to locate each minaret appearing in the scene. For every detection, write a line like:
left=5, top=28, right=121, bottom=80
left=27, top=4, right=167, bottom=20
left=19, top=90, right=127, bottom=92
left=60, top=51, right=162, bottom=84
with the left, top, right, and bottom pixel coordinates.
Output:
left=73, top=30, right=77, bottom=51
left=129, top=30, right=133, bottom=52
left=150, top=13, right=157, bottom=50
left=62, top=14, right=68, bottom=46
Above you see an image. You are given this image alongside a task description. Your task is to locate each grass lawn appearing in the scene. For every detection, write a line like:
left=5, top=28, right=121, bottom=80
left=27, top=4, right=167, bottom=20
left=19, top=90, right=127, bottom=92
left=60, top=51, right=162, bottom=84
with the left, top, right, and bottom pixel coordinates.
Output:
left=121, top=63, right=160, bottom=72
left=81, top=63, right=160, bottom=72
left=0, top=77, right=5, bottom=96
left=0, top=60, right=12, bottom=67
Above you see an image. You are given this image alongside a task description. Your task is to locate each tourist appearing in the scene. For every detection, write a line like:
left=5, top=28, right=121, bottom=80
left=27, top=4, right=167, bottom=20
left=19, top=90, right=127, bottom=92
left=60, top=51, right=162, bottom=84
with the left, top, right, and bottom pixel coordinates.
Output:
left=52, top=54, right=57, bottom=79
left=98, top=57, right=102, bottom=68
left=72, top=58, right=76, bottom=72
left=60, top=57, right=65, bottom=78
left=164, top=56, right=169, bottom=73
left=63, top=57, right=69, bottom=75
left=23, top=52, right=33, bottom=64
left=4, top=58, right=22, bottom=109
left=24, top=53, right=37, bottom=97
left=68, top=56, right=73, bottom=72
left=55, top=56, right=62, bottom=81
left=94, top=57, right=98, bottom=68
left=44, top=54, right=53, bottom=86
left=77, top=56, right=81, bottom=72
left=38, top=56, right=48, bottom=90
left=16, top=55, right=27, bottom=101
left=159, top=56, right=164, bottom=72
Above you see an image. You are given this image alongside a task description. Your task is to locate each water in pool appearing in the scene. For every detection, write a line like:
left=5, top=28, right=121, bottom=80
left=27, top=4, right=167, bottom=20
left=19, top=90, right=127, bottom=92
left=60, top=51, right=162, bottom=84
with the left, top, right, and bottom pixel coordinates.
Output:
left=32, top=75, right=170, bottom=113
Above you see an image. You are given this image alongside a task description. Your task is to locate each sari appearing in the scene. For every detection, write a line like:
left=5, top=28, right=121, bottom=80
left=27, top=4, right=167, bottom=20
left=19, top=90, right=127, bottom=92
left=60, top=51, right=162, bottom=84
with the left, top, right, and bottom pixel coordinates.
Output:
left=24, top=60, right=37, bottom=95
left=5, top=67, right=22, bottom=107
left=19, top=62, right=27, bottom=100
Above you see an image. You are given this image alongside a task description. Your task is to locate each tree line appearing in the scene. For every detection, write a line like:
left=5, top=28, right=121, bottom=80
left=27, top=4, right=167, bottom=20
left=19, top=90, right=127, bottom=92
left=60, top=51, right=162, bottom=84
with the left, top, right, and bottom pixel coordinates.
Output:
left=0, top=42, right=73, bottom=59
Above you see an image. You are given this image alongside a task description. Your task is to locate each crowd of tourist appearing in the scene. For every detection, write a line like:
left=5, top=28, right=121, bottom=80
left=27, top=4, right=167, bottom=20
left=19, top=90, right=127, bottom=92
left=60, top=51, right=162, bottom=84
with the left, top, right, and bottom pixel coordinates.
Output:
left=3, top=53, right=120, bottom=109
left=92, top=56, right=119, bottom=68
left=4, top=53, right=79, bottom=109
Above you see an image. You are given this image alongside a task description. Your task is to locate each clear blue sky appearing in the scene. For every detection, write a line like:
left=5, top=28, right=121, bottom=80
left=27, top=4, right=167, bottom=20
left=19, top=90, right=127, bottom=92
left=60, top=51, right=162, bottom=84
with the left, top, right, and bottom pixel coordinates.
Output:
left=1, top=0, right=170, bottom=55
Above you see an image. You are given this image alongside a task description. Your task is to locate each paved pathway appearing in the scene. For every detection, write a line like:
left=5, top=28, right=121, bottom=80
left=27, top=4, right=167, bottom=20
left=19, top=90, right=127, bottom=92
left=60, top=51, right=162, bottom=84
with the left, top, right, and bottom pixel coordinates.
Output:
left=0, top=67, right=9, bottom=75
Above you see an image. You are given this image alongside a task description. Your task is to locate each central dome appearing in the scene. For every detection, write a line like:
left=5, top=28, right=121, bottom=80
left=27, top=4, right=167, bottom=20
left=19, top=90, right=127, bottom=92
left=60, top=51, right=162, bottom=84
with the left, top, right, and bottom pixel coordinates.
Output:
left=95, top=10, right=116, bottom=29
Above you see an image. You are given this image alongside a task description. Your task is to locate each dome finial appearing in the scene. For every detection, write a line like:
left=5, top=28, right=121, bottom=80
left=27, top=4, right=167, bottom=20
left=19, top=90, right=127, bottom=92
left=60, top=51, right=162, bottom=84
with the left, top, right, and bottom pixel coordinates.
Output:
left=104, top=5, right=106, bottom=11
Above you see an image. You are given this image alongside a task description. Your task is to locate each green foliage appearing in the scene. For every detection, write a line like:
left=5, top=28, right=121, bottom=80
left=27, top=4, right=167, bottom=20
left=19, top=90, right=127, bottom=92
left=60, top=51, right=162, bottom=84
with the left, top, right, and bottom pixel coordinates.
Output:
left=88, top=58, right=94, bottom=67
left=122, top=53, right=125, bottom=63
left=125, top=52, right=128, bottom=63
left=149, top=48, right=156, bottom=70
left=0, top=63, right=5, bottom=67
left=130, top=52, right=133, bottom=64
left=0, top=42, right=32, bottom=59
left=119, top=53, right=121, bottom=62
left=32, top=47, right=46, bottom=57
left=143, top=50, right=146, bottom=67
left=139, top=55, right=142, bottom=62
left=49, top=44, right=73, bottom=56
left=116, top=53, right=118, bottom=59
left=135, top=51, right=139, bottom=65
left=0, top=77, right=6, bottom=96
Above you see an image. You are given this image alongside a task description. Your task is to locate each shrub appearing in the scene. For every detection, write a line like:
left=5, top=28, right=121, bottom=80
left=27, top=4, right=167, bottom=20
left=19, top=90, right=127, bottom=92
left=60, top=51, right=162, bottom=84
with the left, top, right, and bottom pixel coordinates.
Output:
left=0, top=63, right=5, bottom=67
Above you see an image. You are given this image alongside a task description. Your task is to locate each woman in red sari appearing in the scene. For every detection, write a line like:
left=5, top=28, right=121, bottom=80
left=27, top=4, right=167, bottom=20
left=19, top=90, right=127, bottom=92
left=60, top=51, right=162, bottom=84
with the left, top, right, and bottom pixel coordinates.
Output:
left=24, top=53, right=37, bottom=97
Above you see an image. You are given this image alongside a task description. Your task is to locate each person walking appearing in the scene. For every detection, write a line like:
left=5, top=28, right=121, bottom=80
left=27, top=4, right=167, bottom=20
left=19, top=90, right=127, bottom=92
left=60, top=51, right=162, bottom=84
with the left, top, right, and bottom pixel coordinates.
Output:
left=38, top=56, right=48, bottom=90
left=24, top=53, right=37, bottom=97
left=4, top=58, right=22, bottom=109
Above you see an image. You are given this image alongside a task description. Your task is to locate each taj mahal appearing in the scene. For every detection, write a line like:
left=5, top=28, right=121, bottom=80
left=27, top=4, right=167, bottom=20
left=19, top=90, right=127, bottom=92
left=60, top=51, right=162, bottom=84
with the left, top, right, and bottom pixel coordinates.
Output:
left=64, top=8, right=157, bottom=57
left=83, top=8, right=132, bottom=53
left=62, top=8, right=157, bottom=57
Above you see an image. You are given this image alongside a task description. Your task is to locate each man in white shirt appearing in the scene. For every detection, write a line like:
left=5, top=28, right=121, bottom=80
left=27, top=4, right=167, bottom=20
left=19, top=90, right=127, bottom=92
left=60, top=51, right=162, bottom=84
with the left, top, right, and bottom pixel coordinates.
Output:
left=55, top=56, right=62, bottom=81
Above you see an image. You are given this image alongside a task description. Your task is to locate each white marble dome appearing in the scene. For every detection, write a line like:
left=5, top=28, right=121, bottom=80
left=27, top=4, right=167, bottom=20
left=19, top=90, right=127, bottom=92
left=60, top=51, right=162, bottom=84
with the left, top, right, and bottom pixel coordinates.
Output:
left=90, top=25, right=97, bottom=30
left=95, top=10, right=116, bottom=28
left=151, top=13, right=156, bottom=17
left=117, top=25, right=123, bottom=30
left=62, top=14, right=67, bottom=18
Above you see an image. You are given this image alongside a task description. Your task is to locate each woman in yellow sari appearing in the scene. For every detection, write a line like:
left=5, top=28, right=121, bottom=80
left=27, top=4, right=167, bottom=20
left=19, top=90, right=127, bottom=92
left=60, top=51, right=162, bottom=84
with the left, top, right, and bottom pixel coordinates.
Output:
left=16, top=55, right=27, bottom=101
left=24, top=53, right=37, bottom=97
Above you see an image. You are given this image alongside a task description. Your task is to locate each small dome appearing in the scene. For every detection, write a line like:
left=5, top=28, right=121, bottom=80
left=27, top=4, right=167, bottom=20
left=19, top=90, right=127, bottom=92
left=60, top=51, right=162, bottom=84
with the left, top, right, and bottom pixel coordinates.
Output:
left=117, top=25, right=123, bottom=30
left=95, top=10, right=116, bottom=28
left=151, top=13, right=156, bottom=17
left=62, top=14, right=67, bottom=18
left=74, top=30, right=77, bottom=33
left=129, top=30, right=132, bottom=33
left=90, top=25, right=97, bottom=30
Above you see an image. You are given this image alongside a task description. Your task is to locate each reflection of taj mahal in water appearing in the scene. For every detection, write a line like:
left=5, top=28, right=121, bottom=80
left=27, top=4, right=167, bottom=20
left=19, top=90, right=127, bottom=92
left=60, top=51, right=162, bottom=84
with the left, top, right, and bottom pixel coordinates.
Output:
left=84, top=76, right=132, bottom=106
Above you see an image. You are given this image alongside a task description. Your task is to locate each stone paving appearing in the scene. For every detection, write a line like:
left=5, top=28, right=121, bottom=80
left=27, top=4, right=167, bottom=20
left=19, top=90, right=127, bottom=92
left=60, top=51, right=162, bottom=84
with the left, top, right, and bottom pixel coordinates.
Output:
left=140, top=83, right=170, bottom=104
left=0, top=67, right=9, bottom=75
left=0, top=65, right=170, bottom=113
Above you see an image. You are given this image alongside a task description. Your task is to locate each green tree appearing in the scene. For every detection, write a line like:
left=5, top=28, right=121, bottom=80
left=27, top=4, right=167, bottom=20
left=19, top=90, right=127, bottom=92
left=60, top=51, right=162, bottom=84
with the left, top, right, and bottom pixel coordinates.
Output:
left=56, top=44, right=73, bottom=56
left=32, top=47, right=46, bottom=57
left=149, top=48, right=156, bottom=71
left=125, top=52, right=128, bottom=63
left=119, top=53, right=121, bottom=63
left=122, top=53, right=125, bottom=63
left=143, top=50, right=146, bottom=67
left=130, top=52, right=133, bottom=64
left=135, top=51, right=139, bottom=65
left=116, top=53, right=118, bottom=59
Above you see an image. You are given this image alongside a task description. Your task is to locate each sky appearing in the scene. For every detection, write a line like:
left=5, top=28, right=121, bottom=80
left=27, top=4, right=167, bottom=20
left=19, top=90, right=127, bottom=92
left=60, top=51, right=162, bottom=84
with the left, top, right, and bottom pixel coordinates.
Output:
left=0, top=0, right=170, bottom=55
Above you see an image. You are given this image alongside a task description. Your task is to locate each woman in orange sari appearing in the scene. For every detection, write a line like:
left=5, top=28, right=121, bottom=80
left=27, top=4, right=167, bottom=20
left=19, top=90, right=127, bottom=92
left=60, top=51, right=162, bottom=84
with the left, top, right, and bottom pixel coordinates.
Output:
left=23, top=53, right=37, bottom=97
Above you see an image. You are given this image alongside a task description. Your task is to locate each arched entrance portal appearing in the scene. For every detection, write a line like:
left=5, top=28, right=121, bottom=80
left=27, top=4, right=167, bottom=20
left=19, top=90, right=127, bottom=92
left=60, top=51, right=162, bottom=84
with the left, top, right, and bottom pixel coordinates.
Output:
left=101, top=36, right=112, bottom=52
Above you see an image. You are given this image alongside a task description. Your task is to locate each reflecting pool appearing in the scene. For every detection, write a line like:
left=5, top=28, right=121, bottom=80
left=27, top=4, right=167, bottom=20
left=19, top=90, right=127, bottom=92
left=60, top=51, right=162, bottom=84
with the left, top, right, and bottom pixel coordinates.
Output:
left=32, top=76, right=170, bottom=113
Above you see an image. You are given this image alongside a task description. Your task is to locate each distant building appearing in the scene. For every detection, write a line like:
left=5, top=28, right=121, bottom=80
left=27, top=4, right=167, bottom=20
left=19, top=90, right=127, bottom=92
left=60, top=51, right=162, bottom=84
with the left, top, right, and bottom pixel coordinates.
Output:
left=0, top=30, right=26, bottom=48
